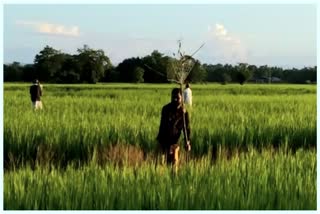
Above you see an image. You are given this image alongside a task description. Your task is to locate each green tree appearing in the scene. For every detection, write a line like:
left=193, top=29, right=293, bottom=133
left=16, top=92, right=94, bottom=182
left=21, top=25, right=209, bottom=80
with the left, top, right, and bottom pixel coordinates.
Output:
left=142, top=50, right=169, bottom=83
left=248, top=65, right=258, bottom=78
left=58, top=54, right=80, bottom=83
left=204, top=63, right=223, bottom=82
left=236, top=63, right=252, bottom=85
left=116, top=57, right=142, bottom=82
left=256, top=65, right=270, bottom=82
left=75, top=45, right=112, bottom=83
left=133, top=67, right=145, bottom=83
left=102, top=65, right=117, bottom=82
left=22, top=64, right=36, bottom=82
left=4, top=62, right=23, bottom=82
left=222, top=73, right=232, bottom=84
left=186, top=59, right=207, bottom=83
left=34, top=45, right=64, bottom=82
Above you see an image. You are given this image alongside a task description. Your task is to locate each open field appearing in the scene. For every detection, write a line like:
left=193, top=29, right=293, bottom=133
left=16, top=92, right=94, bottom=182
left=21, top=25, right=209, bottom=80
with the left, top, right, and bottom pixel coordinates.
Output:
left=3, top=83, right=316, bottom=210
left=4, top=149, right=316, bottom=210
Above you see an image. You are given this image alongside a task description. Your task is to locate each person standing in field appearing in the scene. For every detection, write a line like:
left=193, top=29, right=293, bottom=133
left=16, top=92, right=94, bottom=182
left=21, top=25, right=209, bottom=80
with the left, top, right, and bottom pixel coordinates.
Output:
left=156, top=88, right=191, bottom=171
left=183, top=83, right=192, bottom=107
left=30, top=79, right=43, bottom=110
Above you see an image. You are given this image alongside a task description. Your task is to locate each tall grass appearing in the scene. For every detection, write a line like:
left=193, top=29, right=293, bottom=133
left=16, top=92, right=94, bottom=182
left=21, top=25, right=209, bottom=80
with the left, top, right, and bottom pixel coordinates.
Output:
left=4, top=83, right=316, bottom=165
left=4, top=148, right=316, bottom=210
left=3, top=83, right=316, bottom=210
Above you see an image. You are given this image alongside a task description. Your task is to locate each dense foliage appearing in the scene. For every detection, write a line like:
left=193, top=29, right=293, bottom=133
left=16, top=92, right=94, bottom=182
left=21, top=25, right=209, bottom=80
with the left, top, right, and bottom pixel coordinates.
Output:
left=4, top=45, right=317, bottom=84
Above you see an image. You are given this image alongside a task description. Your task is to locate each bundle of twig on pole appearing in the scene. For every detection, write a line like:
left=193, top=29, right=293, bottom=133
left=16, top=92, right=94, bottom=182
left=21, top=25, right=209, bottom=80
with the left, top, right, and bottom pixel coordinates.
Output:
left=167, top=40, right=205, bottom=148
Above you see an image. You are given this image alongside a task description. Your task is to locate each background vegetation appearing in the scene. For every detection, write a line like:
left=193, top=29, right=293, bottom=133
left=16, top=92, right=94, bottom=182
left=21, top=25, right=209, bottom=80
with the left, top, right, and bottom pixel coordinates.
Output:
left=4, top=45, right=317, bottom=84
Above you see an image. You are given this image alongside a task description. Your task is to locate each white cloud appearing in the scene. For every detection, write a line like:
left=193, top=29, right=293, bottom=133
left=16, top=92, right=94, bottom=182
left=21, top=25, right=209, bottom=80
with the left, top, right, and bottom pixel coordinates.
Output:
left=16, top=20, right=80, bottom=37
left=203, top=23, right=248, bottom=64
left=214, top=23, right=227, bottom=37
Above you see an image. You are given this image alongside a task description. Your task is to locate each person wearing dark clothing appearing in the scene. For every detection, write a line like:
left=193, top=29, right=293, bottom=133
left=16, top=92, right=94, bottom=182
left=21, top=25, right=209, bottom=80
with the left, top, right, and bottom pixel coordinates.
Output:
left=30, top=79, right=43, bottom=110
left=156, top=88, right=191, bottom=168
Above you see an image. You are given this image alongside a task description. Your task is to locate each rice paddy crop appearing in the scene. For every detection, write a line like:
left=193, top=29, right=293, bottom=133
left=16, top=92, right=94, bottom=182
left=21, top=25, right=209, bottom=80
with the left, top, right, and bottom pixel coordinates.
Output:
left=3, top=83, right=316, bottom=210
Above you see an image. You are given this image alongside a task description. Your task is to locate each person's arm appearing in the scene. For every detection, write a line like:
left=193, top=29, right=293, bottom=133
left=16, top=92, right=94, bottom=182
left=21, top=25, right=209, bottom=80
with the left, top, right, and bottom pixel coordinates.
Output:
left=38, top=85, right=42, bottom=96
left=156, top=107, right=166, bottom=143
left=183, top=111, right=191, bottom=151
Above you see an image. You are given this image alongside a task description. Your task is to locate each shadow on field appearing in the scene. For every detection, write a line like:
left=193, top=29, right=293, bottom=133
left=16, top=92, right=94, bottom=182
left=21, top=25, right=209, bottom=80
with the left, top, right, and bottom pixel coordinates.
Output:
left=4, top=142, right=314, bottom=171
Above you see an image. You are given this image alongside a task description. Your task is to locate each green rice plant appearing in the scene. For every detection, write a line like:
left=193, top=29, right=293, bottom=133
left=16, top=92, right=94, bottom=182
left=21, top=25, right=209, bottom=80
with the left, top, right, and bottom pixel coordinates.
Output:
left=4, top=149, right=316, bottom=210
left=4, top=83, right=316, bottom=166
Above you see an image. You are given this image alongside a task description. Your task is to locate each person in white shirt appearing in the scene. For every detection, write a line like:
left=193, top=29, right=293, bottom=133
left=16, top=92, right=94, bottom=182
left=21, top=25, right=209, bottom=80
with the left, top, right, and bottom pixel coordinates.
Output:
left=29, top=79, right=43, bottom=110
left=183, top=83, right=192, bottom=107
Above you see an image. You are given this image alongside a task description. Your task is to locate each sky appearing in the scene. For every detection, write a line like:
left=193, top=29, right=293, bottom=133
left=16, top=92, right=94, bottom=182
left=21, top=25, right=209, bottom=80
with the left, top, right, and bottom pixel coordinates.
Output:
left=3, top=4, right=317, bottom=68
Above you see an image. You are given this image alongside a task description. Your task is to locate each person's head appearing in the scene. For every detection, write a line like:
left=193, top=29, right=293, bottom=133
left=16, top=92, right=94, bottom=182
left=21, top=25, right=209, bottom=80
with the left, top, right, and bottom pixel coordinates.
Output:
left=33, top=79, right=39, bottom=85
left=186, top=83, right=190, bottom=88
left=171, top=88, right=182, bottom=106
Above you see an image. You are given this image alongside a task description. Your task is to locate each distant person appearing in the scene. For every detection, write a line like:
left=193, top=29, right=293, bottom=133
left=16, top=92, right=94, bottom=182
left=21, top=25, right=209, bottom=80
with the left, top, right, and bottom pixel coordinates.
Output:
left=156, top=88, right=191, bottom=171
left=183, top=83, right=192, bottom=107
left=30, top=79, right=43, bottom=110
left=39, top=81, right=43, bottom=91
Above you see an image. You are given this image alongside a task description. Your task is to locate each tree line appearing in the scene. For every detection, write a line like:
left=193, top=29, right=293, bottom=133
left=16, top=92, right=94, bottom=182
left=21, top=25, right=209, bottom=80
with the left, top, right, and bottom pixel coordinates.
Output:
left=4, top=45, right=317, bottom=84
